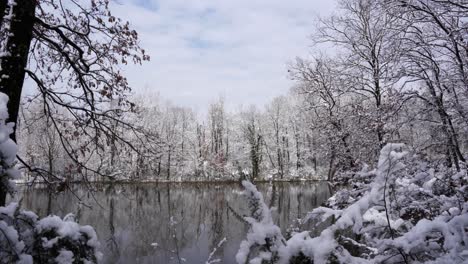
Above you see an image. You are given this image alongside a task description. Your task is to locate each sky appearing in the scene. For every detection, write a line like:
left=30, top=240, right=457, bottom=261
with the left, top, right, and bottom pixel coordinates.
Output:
left=111, top=0, right=337, bottom=113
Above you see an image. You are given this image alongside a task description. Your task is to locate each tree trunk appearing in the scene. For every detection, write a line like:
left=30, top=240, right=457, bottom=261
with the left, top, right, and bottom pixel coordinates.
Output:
left=0, top=0, right=7, bottom=26
left=48, top=147, right=53, bottom=182
left=0, top=0, right=36, bottom=140
left=0, top=0, right=37, bottom=206
left=157, top=159, right=161, bottom=176
left=277, top=147, right=283, bottom=179
left=167, top=149, right=171, bottom=181
left=327, top=142, right=337, bottom=182
left=427, top=81, right=465, bottom=171
left=295, top=132, right=301, bottom=170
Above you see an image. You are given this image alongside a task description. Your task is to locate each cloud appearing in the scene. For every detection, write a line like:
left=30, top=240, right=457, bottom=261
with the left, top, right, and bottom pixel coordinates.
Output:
left=111, top=0, right=337, bottom=113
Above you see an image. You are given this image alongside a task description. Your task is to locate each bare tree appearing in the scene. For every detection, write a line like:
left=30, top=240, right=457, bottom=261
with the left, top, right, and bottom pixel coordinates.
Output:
left=315, top=0, right=404, bottom=148
left=0, top=0, right=149, bottom=204
left=390, top=0, right=468, bottom=170
left=290, top=56, right=356, bottom=180
left=264, top=96, right=286, bottom=178
left=241, top=107, right=263, bottom=181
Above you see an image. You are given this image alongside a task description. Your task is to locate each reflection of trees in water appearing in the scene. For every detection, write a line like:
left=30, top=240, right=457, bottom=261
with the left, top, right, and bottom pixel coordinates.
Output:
left=18, top=182, right=331, bottom=263
left=209, top=186, right=225, bottom=260
left=104, top=185, right=119, bottom=259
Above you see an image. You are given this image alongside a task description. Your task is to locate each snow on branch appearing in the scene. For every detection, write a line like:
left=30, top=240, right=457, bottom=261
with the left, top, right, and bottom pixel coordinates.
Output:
left=236, top=181, right=286, bottom=264
left=238, top=143, right=468, bottom=263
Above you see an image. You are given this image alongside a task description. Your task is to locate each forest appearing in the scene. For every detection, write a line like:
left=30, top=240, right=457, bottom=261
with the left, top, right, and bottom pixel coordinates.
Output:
left=0, top=0, right=467, bottom=263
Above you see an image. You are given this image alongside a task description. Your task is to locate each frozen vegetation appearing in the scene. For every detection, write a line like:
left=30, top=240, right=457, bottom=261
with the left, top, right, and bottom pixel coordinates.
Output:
left=238, top=144, right=468, bottom=263
left=0, top=202, right=101, bottom=263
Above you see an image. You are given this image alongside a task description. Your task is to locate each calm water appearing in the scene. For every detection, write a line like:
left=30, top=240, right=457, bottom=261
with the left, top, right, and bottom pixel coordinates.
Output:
left=14, top=181, right=331, bottom=263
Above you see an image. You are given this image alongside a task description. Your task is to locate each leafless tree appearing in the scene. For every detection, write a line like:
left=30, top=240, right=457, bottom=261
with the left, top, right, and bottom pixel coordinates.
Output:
left=0, top=0, right=149, bottom=204
left=314, top=0, right=405, bottom=148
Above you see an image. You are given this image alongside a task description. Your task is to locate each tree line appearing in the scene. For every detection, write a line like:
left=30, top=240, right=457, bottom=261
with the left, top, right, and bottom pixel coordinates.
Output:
left=18, top=0, right=467, bottom=184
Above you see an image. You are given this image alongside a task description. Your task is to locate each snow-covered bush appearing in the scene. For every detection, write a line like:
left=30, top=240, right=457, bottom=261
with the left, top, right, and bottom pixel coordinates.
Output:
left=238, top=144, right=468, bottom=263
left=236, top=181, right=286, bottom=264
left=0, top=203, right=101, bottom=263
left=0, top=93, right=101, bottom=263
left=0, top=93, right=20, bottom=200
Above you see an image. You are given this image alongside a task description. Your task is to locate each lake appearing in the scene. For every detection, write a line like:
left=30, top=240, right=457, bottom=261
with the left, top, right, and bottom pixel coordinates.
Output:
left=14, top=181, right=331, bottom=263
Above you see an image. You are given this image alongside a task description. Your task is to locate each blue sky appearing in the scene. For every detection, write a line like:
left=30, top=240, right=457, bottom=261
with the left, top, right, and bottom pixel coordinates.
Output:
left=112, top=0, right=337, bottom=113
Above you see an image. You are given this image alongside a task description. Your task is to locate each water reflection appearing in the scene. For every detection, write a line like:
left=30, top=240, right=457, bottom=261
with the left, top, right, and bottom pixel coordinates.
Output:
left=18, top=181, right=331, bottom=264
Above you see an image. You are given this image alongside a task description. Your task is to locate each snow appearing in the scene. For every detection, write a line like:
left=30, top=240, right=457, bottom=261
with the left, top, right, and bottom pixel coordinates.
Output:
left=0, top=220, right=25, bottom=253
left=385, top=211, right=468, bottom=257
left=80, top=225, right=100, bottom=248
left=236, top=181, right=286, bottom=264
left=55, top=250, right=74, bottom=264
left=0, top=202, right=17, bottom=217
left=305, top=206, right=342, bottom=223
left=36, top=216, right=100, bottom=249
left=37, top=216, right=81, bottom=239
left=362, top=207, right=404, bottom=229
left=0, top=91, right=100, bottom=262
left=302, top=229, right=337, bottom=263
left=42, top=237, right=59, bottom=248
left=0, top=91, right=19, bottom=198
left=237, top=143, right=468, bottom=263
left=17, top=254, right=33, bottom=264
left=1, top=206, right=101, bottom=262
left=206, top=237, right=226, bottom=264
left=0, top=114, right=27, bottom=261
left=20, top=210, right=38, bottom=221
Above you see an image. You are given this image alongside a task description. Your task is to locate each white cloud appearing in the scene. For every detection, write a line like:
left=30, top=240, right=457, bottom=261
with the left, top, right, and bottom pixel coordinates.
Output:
left=111, top=0, right=337, bottom=113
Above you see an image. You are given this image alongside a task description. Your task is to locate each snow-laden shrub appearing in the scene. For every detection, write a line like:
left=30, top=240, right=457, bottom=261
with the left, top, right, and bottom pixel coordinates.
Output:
left=236, top=181, right=286, bottom=264
left=0, top=93, right=101, bottom=263
left=0, top=203, right=101, bottom=263
left=238, top=144, right=468, bottom=263
left=0, top=93, right=20, bottom=199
